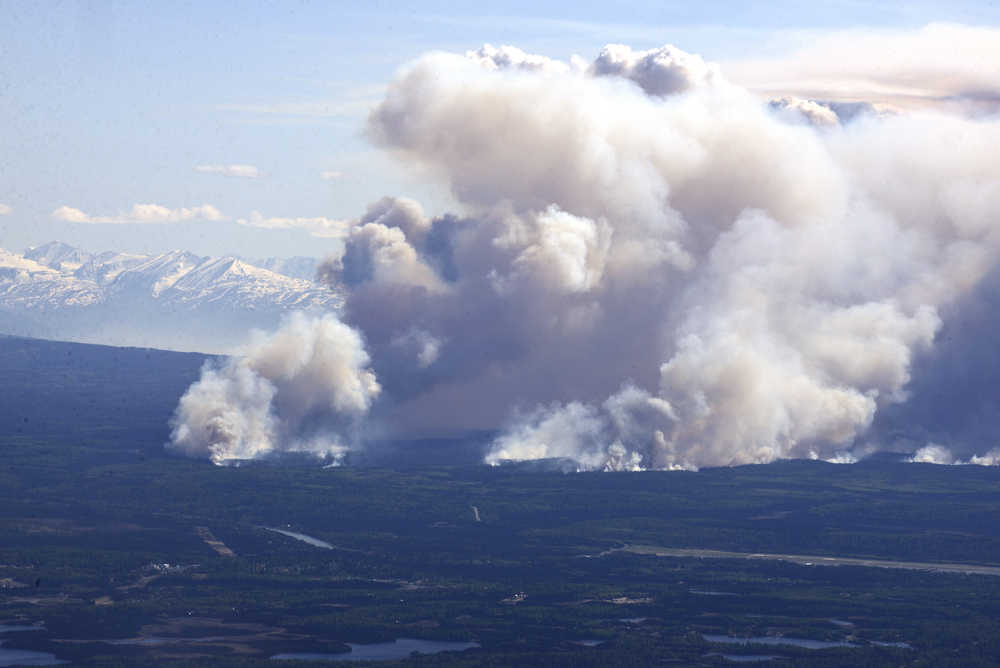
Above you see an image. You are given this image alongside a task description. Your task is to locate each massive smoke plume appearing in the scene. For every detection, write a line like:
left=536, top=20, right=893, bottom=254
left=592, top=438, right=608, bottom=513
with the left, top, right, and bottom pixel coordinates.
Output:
left=170, top=40, right=1000, bottom=470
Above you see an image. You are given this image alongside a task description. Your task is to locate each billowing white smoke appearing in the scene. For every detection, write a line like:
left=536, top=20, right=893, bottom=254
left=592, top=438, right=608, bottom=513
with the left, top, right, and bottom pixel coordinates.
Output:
left=768, top=96, right=841, bottom=127
left=767, top=97, right=898, bottom=128
left=590, top=44, right=723, bottom=96
left=172, top=39, right=1000, bottom=471
left=909, top=444, right=1000, bottom=466
left=168, top=313, right=379, bottom=464
left=362, top=44, right=1000, bottom=470
left=467, top=44, right=571, bottom=74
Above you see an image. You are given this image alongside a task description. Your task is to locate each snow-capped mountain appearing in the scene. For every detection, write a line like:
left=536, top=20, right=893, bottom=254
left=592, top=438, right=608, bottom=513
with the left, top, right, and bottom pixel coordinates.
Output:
left=0, top=242, right=341, bottom=353
left=247, top=256, right=321, bottom=281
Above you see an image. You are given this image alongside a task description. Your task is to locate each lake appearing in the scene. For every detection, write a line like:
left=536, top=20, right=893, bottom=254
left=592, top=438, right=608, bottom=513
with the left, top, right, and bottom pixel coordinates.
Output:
left=0, top=646, right=67, bottom=667
left=872, top=640, right=913, bottom=648
left=271, top=638, right=480, bottom=662
left=0, top=627, right=66, bottom=667
left=705, top=653, right=784, bottom=663
left=263, top=527, right=334, bottom=549
left=0, top=628, right=43, bottom=634
left=571, top=639, right=605, bottom=647
left=703, top=634, right=859, bottom=649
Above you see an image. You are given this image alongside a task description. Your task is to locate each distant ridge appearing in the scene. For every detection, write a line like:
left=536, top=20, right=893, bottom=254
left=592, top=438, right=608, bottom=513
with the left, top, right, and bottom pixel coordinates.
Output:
left=0, top=334, right=207, bottom=450
left=0, top=241, right=342, bottom=353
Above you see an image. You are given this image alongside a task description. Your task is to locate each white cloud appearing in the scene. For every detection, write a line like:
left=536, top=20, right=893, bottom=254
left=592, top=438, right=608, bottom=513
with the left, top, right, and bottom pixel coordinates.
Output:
left=0, top=204, right=11, bottom=215
left=53, top=203, right=225, bottom=224
left=194, top=164, right=262, bottom=178
left=52, top=206, right=92, bottom=223
left=236, top=211, right=350, bottom=238
left=320, top=170, right=343, bottom=181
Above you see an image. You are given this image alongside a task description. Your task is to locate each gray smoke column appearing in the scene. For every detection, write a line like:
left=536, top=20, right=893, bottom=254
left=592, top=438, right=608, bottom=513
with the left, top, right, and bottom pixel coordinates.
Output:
left=172, top=41, right=1000, bottom=469
left=168, top=312, right=379, bottom=464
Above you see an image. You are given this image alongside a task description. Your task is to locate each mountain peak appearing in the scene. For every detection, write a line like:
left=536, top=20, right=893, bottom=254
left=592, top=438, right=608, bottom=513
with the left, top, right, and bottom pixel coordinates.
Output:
left=24, top=241, right=93, bottom=271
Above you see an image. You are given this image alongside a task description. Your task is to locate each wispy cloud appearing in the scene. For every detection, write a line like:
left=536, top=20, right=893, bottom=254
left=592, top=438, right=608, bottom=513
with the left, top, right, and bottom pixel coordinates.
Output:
left=236, top=211, right=350, bottom=238
left=723, top=23, right=1000, bottom=112
left=218, top=100, right=376, bottom=119
left=53, top=203, right=225, bottom=224
left=217, top=85, right=387, bottom=123
left=400, top=11, right=709, bottom=44
left=194, top=164, right=263, bottom=178
left=0, top=204, right=11, bottom=215
left=320, top=170, right=344, bottom=181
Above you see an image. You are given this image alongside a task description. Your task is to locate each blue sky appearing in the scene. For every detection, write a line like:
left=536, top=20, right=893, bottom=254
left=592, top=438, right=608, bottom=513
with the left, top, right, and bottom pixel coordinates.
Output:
left=2, top=1, right=999, bottom=258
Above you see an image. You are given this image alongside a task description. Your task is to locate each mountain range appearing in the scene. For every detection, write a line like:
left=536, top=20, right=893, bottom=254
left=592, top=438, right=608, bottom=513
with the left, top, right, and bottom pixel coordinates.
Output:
left=0, top=241, right=342, bottom=353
